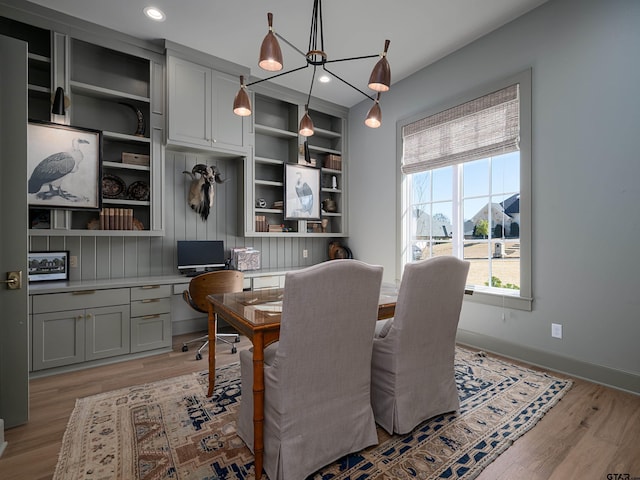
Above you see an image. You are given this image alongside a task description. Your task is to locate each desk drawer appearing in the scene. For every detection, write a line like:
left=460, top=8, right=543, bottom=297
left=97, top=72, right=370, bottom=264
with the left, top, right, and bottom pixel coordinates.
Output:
left=252, top=275, right=283, bottom=290
left=131, top=285, right=172, bottom=301
left=33, top=288, right=129, bottom=314
left=131, top=297, right=171, bottom=317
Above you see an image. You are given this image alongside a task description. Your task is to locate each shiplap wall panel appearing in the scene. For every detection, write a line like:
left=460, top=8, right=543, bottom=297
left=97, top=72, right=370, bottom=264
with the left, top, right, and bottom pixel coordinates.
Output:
left=79, top=237, right=96, bottom=279
left=95, top=236, right=111, bottom=279
left=123, top=237, right=138, bottom=277
left=28, top=149, right=331, bottom=281
left=110, top=237, right=125, bottom=278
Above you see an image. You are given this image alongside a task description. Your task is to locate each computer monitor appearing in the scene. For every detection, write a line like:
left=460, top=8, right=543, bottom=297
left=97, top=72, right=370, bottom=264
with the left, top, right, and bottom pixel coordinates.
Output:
left=177, top=240, right=226, bottom=275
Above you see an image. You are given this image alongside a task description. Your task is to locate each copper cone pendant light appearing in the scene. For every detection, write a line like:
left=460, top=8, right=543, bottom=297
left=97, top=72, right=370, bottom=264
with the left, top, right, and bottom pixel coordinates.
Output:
left=258, top=13, right=283, bottom=72
left=299, top=105, right=314, bottom=137
left=233, top=0, right=391, bottom=132
left=365, top=93, right=382, bottom=128
left=368, top=40, right=391, bottom=92
left=233, top=75, right=252, bottom=116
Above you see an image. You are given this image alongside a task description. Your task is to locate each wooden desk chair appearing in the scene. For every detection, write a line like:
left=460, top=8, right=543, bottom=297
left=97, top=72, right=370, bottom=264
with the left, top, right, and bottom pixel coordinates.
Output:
left=181, top=270, right=244, bottom=360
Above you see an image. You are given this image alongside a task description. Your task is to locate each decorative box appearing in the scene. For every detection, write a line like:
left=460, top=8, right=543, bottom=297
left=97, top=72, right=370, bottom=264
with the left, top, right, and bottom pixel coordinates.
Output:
left=231, top=248, right=261, bottom=271
left=122, top=152, right=150, bottom=166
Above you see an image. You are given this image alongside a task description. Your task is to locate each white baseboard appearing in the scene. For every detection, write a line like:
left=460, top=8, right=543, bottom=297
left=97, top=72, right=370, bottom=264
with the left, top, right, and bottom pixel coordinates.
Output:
left=456, top=329, right=640, bottom=394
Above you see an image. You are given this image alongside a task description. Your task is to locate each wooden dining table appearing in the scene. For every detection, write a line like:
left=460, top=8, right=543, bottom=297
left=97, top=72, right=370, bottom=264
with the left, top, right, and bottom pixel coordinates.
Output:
left=206, top=284, right=397, bottom=479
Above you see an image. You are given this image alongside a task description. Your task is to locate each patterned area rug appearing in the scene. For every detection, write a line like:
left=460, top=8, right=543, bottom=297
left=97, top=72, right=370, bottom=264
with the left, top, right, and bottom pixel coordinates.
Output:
left=54, top=347, right=572, bottom=480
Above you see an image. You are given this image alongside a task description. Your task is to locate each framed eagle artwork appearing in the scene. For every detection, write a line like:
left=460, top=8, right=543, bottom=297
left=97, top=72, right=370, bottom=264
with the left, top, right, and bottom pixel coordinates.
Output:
left=27, top=120, right=103, bottom=210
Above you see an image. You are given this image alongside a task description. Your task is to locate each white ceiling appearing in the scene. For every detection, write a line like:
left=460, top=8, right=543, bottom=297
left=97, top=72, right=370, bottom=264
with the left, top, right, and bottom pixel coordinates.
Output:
left=26, top=0, right=548, bottom=107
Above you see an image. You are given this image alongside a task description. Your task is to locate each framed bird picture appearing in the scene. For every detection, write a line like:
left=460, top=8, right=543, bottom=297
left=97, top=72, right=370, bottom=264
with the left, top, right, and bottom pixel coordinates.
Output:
left=285, top=163, right=321, bottom=220
left=27, top=120, right=102, bottom=210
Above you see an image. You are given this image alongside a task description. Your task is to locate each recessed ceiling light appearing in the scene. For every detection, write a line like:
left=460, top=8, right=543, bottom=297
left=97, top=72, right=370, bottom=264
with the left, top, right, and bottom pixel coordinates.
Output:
left=318, top=75, right=331, bottom=83
left=144, top=6, right=166, bottom=22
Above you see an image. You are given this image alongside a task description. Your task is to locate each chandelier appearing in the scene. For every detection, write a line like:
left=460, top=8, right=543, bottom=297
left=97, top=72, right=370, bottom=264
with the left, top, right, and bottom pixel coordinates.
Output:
left=233, top=0, right=391, bottom=135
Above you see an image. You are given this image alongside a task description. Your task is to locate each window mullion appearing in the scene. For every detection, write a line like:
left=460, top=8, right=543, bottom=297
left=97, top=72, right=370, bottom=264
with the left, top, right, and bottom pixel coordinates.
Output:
left=452, top=164, right=463, bottom=258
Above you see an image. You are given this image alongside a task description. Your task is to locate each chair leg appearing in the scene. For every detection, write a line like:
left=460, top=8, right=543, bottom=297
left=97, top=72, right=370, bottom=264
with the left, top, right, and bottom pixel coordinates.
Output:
left=215, top=333, right=239, bottom=354
left=182, top=334, right=208, bottom=352
left=186, top=334, right=240, bottom=359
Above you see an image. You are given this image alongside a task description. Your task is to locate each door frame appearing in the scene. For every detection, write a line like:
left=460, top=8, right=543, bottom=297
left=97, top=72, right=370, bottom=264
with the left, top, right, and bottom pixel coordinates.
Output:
left=0, top=34, right=30, bottom=430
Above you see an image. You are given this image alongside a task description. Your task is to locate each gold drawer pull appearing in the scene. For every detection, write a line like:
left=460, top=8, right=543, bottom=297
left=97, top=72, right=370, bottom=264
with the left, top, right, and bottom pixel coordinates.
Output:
left=142, top=314, right=161, bottom=320
left=141, top=285, right=160, bottom=289
left=72, top=290, right=96, bottom=295
left=141, top=299, right=160, bottom=303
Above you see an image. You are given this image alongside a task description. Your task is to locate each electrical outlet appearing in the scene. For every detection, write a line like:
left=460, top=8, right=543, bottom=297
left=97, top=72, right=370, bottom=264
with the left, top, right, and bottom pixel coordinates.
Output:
left=551, top=323, right=563, bottom=339
left=70, top=256, right=78, bottom=268
left=302, top=249, right=308, bottom=258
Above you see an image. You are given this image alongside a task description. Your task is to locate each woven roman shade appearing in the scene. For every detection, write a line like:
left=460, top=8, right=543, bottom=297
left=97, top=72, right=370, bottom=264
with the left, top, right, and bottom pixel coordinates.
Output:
left=402, top=84, right=520, bottom=174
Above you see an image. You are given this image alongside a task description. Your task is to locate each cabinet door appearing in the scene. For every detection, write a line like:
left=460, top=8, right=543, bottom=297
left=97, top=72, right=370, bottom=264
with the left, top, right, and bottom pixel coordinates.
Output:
left=32, top=310, right=85, bottom=370
left=167, top=56, right=212, bottom=148
left=210, top=69, right=245, bottom=150
left=84, top=305, right=130, bottom=361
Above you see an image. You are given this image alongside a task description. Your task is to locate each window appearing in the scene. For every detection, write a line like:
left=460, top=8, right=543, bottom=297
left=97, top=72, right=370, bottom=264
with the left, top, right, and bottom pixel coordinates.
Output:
left=398, top=71, right=531, bottom=310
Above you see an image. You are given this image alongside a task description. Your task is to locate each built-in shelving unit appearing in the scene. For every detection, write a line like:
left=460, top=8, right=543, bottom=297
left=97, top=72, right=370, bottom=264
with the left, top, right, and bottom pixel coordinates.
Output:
left=24, top=35, right=164, bottom=236
left=248, top=93, right=347, bottom=237
left=0, top=16, right=52, bottom=121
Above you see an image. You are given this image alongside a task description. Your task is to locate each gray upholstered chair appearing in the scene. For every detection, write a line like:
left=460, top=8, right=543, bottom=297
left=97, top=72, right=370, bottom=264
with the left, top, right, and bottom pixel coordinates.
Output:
left=237, top=259, right=383, bottom=480
left=370, top=256, right=470, bottom=435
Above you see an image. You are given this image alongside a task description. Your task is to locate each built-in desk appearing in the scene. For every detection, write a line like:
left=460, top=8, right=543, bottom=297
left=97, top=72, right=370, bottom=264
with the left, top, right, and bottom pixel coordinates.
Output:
left=28, top=268, right=306, bottom=376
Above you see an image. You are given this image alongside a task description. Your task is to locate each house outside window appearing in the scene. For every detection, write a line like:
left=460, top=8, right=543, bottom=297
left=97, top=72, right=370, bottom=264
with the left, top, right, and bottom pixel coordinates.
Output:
left=398, top=71, right=532, bottom=310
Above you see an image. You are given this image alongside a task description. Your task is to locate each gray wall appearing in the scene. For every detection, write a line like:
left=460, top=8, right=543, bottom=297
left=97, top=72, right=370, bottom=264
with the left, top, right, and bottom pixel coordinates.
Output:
left=347, top=0, right=640, bottom=391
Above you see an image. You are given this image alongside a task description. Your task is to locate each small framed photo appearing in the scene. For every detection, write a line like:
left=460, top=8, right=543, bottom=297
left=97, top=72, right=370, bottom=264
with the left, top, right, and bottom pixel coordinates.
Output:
left=28, top=251, right=70, bottom=282
left=285, top=163, right=321, bottom=220
left=27, top=120, right=102, bottom=210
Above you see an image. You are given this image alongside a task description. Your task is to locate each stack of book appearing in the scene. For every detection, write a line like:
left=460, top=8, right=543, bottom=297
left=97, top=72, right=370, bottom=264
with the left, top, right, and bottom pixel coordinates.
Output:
left=255, top=215, right=269, bottom=232
left=323, top=154, right=342, bottom=170
left=272, top=200, right=284, bottom=210
left=268, top=224, right=284, bottom=232
left=100, top=208, right=134, bottom=230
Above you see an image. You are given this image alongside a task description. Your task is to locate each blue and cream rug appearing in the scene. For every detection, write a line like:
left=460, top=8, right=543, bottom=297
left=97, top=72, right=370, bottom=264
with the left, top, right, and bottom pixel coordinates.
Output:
left=54, top=347, right=572, bottom=480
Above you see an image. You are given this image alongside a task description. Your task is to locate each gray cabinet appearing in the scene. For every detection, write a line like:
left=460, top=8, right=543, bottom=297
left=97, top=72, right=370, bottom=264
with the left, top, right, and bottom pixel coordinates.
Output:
left=31, top=289, right=130, bottom=370
left=130, top=285, right=172, bottom=353
left=167, top=55, right=247, bottom=154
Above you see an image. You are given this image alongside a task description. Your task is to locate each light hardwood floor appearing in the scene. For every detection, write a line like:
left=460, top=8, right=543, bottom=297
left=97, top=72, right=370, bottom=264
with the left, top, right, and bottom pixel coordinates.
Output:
left=1, top=333, right=638, bottom=480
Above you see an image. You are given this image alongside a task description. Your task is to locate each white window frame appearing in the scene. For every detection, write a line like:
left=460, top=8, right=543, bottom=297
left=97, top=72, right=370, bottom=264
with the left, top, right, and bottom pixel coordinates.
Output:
left=396, top=70, right=532, bottom=311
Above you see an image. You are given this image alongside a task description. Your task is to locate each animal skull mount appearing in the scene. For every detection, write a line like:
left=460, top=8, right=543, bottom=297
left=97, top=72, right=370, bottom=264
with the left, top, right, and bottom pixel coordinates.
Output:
left=182, top=164, right=227, bottom=221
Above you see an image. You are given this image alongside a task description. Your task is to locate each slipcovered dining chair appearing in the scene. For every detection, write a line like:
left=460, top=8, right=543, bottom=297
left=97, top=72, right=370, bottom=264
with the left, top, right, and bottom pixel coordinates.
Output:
left=181, top=270, right=244, bottom=360
left=237, top=259, right=383, bottom=480
left=370, top=256, right=470, bottom=434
